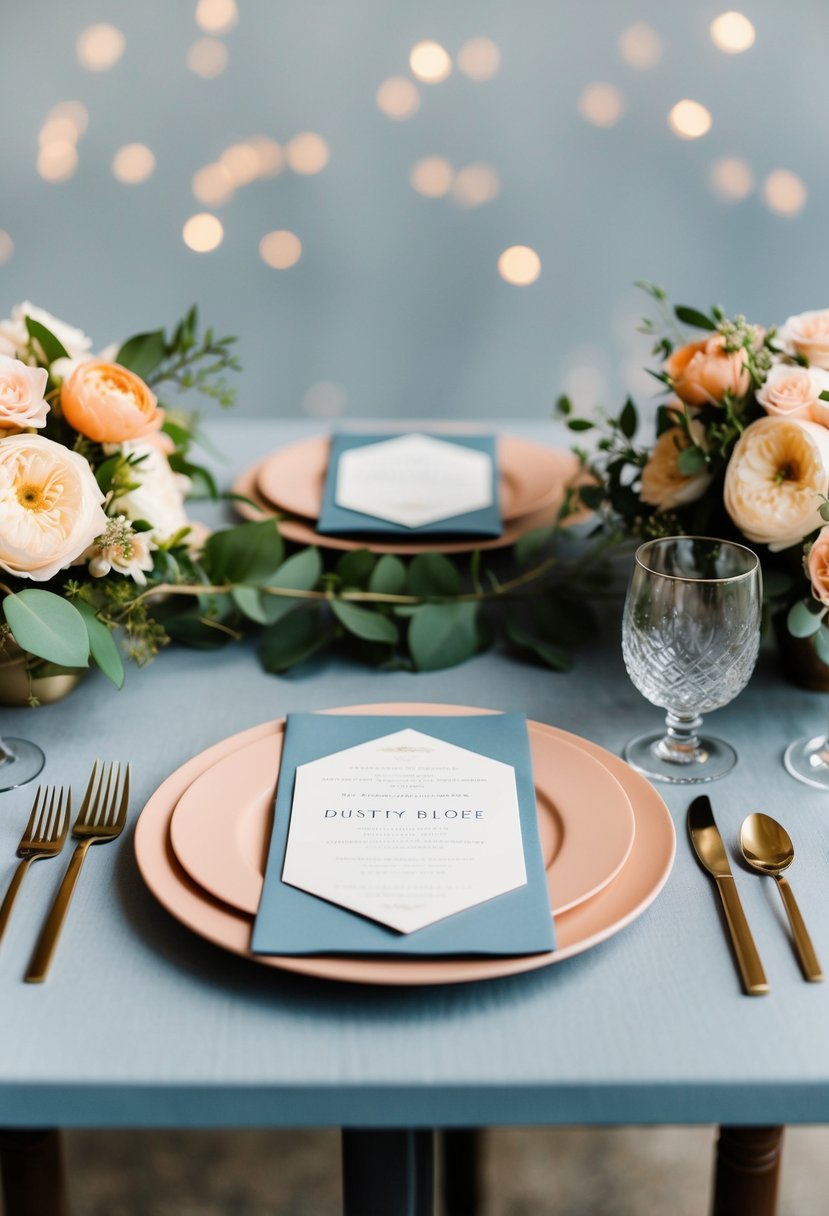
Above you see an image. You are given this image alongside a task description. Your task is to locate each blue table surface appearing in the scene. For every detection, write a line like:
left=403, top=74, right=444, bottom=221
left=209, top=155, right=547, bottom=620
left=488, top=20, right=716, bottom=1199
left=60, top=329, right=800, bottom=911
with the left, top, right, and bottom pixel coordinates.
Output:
left=1, top=419, right=828, bottom=1129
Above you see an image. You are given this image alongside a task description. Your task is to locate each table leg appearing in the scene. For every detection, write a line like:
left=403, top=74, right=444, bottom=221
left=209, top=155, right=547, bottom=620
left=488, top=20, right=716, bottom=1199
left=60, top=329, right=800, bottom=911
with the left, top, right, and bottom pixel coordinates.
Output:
left=441, top=1129, right=482, bottom=1216
left=0, top=1128, right=69, bottom=1216
left=711, top=1125, right=784, bottom=1216
left=342, top=1128, right=434, bottom=1216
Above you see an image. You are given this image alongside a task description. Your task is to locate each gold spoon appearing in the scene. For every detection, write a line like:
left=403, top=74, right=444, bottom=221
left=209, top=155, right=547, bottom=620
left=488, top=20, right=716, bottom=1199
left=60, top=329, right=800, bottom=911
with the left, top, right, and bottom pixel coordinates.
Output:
left=740, top=813, right=824, bottom=982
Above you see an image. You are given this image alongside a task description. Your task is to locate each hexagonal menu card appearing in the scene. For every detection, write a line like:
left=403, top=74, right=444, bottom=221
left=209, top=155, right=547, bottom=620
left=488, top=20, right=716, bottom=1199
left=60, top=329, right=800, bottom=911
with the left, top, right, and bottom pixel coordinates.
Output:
left=315, top=433, right=502, bottom=537
left=251, top=714, right=556, bottom=957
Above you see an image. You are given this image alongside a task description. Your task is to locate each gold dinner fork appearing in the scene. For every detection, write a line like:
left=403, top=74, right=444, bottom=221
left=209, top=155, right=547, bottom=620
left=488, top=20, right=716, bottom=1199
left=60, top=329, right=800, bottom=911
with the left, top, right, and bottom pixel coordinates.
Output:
left=25, top=761, right=130, bottom=983
left=0, top=786, right=70, bottom=945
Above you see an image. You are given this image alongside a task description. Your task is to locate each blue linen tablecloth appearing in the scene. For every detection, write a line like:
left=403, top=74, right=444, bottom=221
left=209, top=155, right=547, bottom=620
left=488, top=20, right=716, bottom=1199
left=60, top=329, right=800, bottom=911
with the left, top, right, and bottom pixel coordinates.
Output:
left=1, top=418, right=829, bottom=1129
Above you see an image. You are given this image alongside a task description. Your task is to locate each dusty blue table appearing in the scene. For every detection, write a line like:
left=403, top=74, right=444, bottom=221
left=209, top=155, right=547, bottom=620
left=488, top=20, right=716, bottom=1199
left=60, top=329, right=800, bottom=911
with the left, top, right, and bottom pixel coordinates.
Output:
left=1, top=420, right=828, bottom=1214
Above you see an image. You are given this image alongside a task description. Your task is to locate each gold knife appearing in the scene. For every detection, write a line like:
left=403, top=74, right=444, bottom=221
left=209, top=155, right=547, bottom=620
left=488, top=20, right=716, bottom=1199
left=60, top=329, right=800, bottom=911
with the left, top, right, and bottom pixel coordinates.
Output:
left=687, top=795, right=769, bottom=996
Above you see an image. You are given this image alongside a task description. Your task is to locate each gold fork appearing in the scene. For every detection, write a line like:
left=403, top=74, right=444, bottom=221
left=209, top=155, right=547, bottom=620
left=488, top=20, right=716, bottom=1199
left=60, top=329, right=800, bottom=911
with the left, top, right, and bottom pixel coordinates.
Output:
left=0, top=787, right=70, bottom=945
left=25, top=762, right=130, bottom=983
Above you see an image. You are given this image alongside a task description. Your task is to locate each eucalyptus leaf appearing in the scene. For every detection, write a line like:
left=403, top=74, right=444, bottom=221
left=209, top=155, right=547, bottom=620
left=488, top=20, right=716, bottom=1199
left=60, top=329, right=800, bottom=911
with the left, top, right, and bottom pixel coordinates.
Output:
left=815, top=626, right=829, bottom=666
left=261, top=607, right=329, bottom=672
left=332, top=600, right=398, bottom=644
left=506, top=621, right=571, bottom=671
left=24, top=316, right=70, bottom=363
left=74, top=601, right=124, bottom=688
left=619, top=399, right=637, bottom=439
left=231, top=585, right=271, bottom=625
left=204, top=520, right=284, bottom=583
left=676, top=446, right=707, bottom=475
left=787, top=599, right=825, bottom=638
left=270, top=546, right=322, bottom=592
left=407, top=552, right=461, bottom=597
left=567, top=419, right=594, bottom=432
left=368, top=554, right=406, bottom=595
left=408, top=602, right=478, bottom=671
left=514, top=524, right=555, bottom=566
left=336, top=549, right=376, bottom=588
left=3, top=590, right=89, bottom=668
left=820, top=501, right=829, bottom=522
left=116, top=330, right=167, bottom=379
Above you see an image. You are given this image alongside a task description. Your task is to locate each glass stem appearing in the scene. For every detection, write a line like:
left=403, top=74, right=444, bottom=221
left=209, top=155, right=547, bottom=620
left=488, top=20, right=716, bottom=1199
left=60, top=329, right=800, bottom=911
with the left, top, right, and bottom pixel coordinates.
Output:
left=0, top=738, right=13, bottom=766
left=655, top=711, right=704, bottom=765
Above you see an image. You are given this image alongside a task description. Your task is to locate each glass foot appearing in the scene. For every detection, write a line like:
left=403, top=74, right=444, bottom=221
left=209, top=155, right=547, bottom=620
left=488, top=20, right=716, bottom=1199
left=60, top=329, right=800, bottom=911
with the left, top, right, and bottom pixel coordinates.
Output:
left=624, top=731, right=737, bottom=784
left=0, top=739, right=46, bottom=793
left=784, top=735, right=829, bottom=789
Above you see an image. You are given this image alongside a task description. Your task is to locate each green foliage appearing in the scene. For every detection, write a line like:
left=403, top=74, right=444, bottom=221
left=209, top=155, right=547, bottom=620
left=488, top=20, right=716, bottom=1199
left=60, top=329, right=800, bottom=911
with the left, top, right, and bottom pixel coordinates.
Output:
left=204, top=520, right=284, bottom=583
left=674, top=305, right=716, bottom=331
left=407, top=552, right=461, bottom=597
left=74, top=601, right=125, bottom=688
left=336, top=548, right=376, bottom=588
left=25, top=316, right=70, bottom=363
left=408, top=602, right=479, bottom=671
left=787, top=599, right=825, bottom=638
left=116, top=330, right=167, bottom=379
left=3, top=591, right=90, bottom=668
left=332, top=600, right=398, bottom=644
left=261, top=607, right=329, bottom=673
left=368, top=555, right=406, bottom=594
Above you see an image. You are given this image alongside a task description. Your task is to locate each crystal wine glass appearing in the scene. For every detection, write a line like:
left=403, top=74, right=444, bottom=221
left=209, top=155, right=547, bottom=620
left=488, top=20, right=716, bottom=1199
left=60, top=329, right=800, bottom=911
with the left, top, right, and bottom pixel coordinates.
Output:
left=784, top=720, right=829, bottom=789
left=0, top=734, right=45, bottom=793
left=622, top=536, right=762, bottom=783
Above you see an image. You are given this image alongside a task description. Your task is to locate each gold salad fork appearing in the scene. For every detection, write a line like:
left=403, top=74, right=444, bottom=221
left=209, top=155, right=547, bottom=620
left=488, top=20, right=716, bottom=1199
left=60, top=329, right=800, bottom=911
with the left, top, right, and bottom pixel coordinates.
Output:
left=25, top=762, right=130, bottom=983
left=0, top=787, right=70, bottom=945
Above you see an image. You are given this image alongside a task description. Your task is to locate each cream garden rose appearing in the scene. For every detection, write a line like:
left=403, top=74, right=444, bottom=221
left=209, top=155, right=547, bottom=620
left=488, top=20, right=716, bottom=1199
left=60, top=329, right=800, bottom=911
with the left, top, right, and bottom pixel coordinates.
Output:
left=109, top=439, right=191, bottom=542
left=778, top=309, right=829, bottom=370
left=756, top=362, right=829, bottom=424
left=0, top=355, right=50, bottom=431
left=640, top=420, right=712, bottom=512
left=724, top=417, right=829, bottom=551
left=0, top=302, right=92, bottom=363
left=0, top=434, right=108, bottom=581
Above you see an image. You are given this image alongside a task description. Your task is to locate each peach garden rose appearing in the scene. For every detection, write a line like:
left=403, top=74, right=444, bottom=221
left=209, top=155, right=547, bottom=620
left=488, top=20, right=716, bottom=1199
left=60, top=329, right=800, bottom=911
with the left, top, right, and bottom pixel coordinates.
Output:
left=665, top=333, right=752, bottom=407
left=777, top=309, right=829, bottom=370
left=756, top=362, right=829, bottom=425
left=724, top=416, right=829, bottom=551
left=807, top=526, right=829, bottom=609
left=61, top=361, right=162, bottom=444
left=0, top=355, right=50, bottom=431
left=0, top=434, right=108, bottom=581
left=640, top=420, right=712, bottom=512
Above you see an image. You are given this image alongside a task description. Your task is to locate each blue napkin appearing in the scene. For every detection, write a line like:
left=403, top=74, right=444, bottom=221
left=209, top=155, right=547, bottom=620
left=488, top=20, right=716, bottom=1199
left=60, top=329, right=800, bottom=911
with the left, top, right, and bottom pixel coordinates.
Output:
left=315, top=433, right=503, bottom=538
left=250, top=713, right=556, bottom=958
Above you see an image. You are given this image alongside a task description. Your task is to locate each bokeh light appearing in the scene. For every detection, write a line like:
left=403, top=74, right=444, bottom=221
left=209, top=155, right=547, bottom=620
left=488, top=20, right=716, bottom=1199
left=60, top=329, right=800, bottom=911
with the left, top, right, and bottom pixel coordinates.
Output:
left=112, top=144, right=156, bottom=184
left=762, top=170, right=807, bottom=216
left=37, top=141, right=78, bottom=183
left=410, top=156, right=453, bottom=198
left=286, top=132, right=330, bottom=174
left=709, top=157, right=754, bottom=202
left=187, top=37, right=228, bottom=78
left=578, top=83, right=625, bottom=128
left=457, top=37, right=501, bottom=81
left=376, top=77, right=421, bottom=120
left=259, top=230, right=302, bottom=269
left=668, top=99, right=712, bottom=139
left=409, top=41, right=452, bottom=83
left=710, top=11, right=756, bottom=53
left=39, top=118, right=79, bottom=146
left=497, top=246, right=541, bottom=286
left=451, top=163, right=500, bottom=208
left=183, top=213, right=224, bottom=252
left=195, top=0, right=238, bottom=34
left=618, top=23, right=663, bottom=69
left=302, top=381, right=347, bottom=417
left=248, top=136, right=284, bottom=178
left=192, top=164, right=235, bottom=206
left=220, top=143, right=260, bottom=186
left=46, top=101, right=88, bottom=137
left=76, top=24, right=125, bottom=72
left=0, top=232, right=14, bottom=266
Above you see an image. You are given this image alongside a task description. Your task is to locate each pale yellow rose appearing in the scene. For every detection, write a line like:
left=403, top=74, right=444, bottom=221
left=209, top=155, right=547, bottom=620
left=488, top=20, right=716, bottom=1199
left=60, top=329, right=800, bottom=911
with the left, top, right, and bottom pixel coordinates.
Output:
left=640, top=421, right=712, bottom=512
left=665, top=334, right=751, bottom=406
left=0, top=355, right=49, bottom=431
left=778, top=309, right=829, bottom=369
left=807, top=525, right=829, bottom=608
left=756, top=362, right=829, bottom=424
left=0, top=435, right=108, bottom=581
left=724, top=417, right=829, bottom=551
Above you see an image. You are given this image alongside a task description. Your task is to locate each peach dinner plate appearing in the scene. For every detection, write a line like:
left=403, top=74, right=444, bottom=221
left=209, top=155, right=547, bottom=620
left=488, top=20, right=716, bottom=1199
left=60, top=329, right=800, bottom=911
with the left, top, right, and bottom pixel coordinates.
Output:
left=255, top=435, right=581, bottom=524
left=232, top=460, right=577, bottom=555
left=168, top=727, right=635, bottom=918
left=134, top=705, right=676, bottom=986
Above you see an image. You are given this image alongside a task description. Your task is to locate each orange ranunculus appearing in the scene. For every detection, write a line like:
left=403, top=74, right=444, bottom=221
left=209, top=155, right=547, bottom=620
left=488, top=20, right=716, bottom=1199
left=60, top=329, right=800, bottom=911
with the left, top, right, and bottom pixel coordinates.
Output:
left=665, top=334, right=751, bottom=407
left=60, top=361, right=161, bottom=444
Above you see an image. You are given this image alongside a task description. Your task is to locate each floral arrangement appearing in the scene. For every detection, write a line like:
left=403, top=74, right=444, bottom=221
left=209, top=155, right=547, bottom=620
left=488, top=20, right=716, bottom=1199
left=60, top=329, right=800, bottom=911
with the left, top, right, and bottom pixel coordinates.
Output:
left=560, top=284, right=829, bottom=665
left=0, top=302, right=239, bottom=698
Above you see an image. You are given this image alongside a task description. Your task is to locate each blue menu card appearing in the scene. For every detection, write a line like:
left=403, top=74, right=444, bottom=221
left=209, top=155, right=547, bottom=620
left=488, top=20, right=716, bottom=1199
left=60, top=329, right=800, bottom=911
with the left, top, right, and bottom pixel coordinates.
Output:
left=315, top=432, right=503, bottom=538
left=251, top=713, right=556, bottom=958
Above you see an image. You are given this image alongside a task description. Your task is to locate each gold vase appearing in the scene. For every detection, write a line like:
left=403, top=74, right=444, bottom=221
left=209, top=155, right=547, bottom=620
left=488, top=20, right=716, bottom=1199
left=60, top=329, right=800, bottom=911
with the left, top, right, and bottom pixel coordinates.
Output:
left=0, top=647, right=86, bottom=707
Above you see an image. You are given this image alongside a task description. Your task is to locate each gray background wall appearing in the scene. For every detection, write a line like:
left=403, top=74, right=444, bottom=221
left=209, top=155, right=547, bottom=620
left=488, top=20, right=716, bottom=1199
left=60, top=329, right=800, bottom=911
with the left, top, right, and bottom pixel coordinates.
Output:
left=2, top=0, right=827, bottom=420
